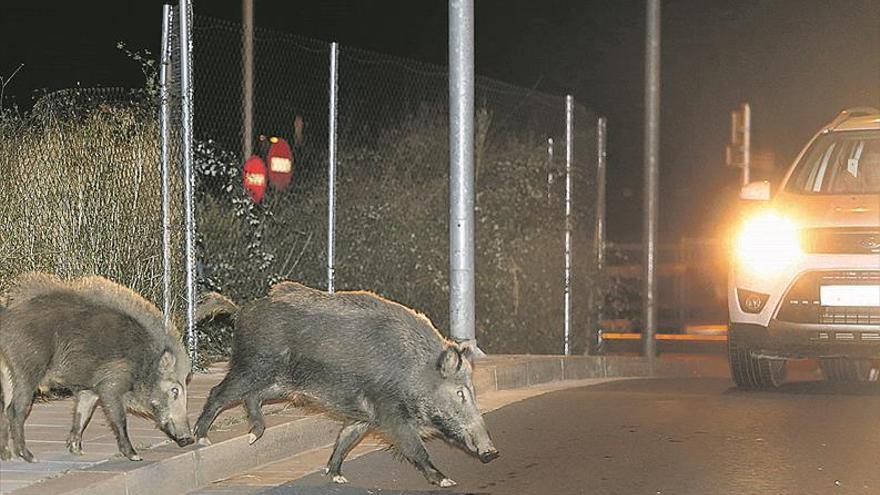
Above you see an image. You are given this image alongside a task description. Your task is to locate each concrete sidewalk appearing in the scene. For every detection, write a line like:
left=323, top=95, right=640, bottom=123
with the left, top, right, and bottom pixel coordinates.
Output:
left=0, top=355, right=726, bottom=495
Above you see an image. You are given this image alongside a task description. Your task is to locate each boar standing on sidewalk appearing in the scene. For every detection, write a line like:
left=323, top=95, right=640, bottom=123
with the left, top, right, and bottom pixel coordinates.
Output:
left=195, top=281, right=499, bottom=487
left=0, top=273, right=194, bottom=462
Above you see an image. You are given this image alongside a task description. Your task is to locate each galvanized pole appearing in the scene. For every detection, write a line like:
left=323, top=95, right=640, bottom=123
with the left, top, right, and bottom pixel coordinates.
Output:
left=546, top=137, right=554, bottom=203
left=643, top=0, right=661, bottom=359
left=741, top=103, right=751, bottom=186
left=242, top=0, right=254, bottom=160
left=179, top=0, right=197, bottom=361
left=596, top=117, right=607, bottom=272
left=449, top=0, right=476, bottom=347
left=564, top=96, right=574, bottom=356
left=159, top=4, right=173, bottom=331
left=590, top=116, right=607, bottom=355
left=327, top=42, right=338, bottom=294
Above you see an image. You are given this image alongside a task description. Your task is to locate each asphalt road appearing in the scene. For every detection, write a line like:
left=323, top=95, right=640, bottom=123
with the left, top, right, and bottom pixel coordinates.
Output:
left=260, top=377, right=880, bottom=495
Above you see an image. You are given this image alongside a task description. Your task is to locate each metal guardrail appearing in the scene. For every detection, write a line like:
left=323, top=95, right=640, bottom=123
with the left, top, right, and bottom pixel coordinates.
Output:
left=601, top=332, right=727, bottom=342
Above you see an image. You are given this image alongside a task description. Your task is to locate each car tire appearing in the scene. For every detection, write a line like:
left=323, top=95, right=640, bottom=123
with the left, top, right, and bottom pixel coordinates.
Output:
left=818, top=358, right=874, bottom=382
left=727, top=329, right=786, bottom=389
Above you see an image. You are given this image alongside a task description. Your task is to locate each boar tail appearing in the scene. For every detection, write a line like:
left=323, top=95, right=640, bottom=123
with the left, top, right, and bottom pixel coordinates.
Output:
left=196, top=292, right=239, bottom=323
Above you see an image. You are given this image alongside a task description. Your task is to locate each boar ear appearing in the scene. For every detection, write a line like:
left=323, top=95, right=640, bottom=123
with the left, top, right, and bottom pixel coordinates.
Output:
left=158, top=350, right=176, bottom=375
left=437, top=347, right=462, bottom=378
left=456, top=341, right=477, bottom=366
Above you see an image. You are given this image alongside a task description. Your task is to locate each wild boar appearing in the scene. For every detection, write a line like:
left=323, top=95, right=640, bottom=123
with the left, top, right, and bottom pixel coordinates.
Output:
left=0, top=273, right=194, bottom=462
left=194, top=281, right=499, bottom=487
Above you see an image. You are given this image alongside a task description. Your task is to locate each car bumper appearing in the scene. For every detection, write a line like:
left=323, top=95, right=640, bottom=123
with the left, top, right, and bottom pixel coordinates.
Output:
left=729, top=254, right=880, bottom=327
left=729, top=321, right=880, bottom=359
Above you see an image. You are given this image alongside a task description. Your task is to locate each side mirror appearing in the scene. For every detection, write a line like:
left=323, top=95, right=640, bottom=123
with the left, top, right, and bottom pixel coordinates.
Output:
left=740, top=181, right=771, bottom=201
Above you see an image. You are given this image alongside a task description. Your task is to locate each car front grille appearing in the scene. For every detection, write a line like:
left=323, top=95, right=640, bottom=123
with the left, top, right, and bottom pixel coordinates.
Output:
left=776, top=270, right=880, bottom=325
left=819, top=306, right=880, bottom=325
left=802, top=228, right=880, bottom=254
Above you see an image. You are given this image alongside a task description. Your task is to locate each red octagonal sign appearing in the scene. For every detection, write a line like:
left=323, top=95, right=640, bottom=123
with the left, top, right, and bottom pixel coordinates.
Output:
left=243, top=155, right=267, bottom=204
left=267, top=137, right=294, bottom=191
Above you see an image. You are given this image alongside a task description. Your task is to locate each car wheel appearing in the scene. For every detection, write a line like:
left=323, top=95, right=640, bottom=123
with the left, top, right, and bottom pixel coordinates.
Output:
left=727, top=330, right=786, bottom=389
left=818, top=358, right=875, bottom=382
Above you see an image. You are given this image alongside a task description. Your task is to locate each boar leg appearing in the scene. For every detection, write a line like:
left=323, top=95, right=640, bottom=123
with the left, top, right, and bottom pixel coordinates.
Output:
left=0, top=402, right=10, bottom=461
left=243, top=394, right=266, bottom=444
left=67, top=390, right=99, bottom=455
left=99, top=393, right=140, bottom=461
left=8, top=387, right=36, bottom=462
left=194, top=373, right=253, bottom=440
left=0, top=365, right=10, bottom=460
left=387, top=427, right=455, bottom=487
left=0, top=413, right=9, bottom=461
left=325, top=421, right=371, bottom=483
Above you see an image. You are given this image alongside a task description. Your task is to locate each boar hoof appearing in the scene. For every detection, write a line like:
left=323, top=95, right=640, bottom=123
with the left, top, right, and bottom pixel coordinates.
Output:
left=331, top=475, right=349, bottom=484
left=247, top=433, right=258, bottom=445
left=19, top=449, right=36, bottom=463
left=1, top=447, right=12, bottom=461
left=127, top=454, right=143, bottom=461
left=67, top=440, right=83, bottom=455
left=439, top=478, right=457, bottom=488
left=197, top=437, right=212, bottom=447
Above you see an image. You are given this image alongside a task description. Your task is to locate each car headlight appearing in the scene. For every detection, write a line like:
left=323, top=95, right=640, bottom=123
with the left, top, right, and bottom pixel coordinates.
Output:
left=734, top=211, right=803, bottom=276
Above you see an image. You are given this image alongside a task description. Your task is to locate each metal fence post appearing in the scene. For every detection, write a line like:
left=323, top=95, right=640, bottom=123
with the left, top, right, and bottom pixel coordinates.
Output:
left=564, top=95, right=574, bottom=356
left=596, top=117, right=607, bottom=272
left=643, top=0, right=661, bottom=360
left=449, top=0, right=476, bottom=347
left=242, top=0, right=254, bottom=160
left=179, top=0, right=197, bottom=361
left=546, top=137, right=554, bottom=204
left=590, top=115, right=607, bottom=354
left=159, top=4, right=173, bottom=331
left=327, top=42, right=338, bottom=294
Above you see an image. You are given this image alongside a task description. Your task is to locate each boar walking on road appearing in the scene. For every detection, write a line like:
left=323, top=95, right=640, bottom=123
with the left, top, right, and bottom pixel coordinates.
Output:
left=0, top=273, right=194, bottom=462
left=194, top=282, right=499, bottom=487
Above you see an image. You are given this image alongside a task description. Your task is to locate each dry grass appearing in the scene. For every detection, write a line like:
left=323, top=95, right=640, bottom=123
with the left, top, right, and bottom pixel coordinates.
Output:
left=0, top=90, right=185, bottom=316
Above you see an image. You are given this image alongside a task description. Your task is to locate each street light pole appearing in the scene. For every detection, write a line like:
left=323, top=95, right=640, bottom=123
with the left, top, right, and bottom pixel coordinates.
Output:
left=643, top=0, right=661, bottom=360
left=449, top=0, right=477, bottom=348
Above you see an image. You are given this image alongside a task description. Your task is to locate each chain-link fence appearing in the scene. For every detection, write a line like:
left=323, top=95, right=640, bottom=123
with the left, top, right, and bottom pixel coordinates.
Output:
left=0, top=14, right=602, bottom=361
left=0, top=88, right=186, bottom=316
left=189, top=15, right=600, bottom=357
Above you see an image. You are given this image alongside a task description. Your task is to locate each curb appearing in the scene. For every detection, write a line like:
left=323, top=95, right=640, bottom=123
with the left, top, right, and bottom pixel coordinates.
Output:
left=10, top=355, right=722, bottom=495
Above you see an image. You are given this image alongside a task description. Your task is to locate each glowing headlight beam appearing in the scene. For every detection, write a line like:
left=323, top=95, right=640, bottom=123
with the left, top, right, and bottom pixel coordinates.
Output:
left=735, top=212, right=803, bottom=275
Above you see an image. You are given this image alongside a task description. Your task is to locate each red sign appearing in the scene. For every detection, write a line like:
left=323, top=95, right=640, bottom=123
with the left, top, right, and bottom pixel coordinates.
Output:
left=243, top=155, right=267, bottom=203
left=267, top=137, right=294, bottom=191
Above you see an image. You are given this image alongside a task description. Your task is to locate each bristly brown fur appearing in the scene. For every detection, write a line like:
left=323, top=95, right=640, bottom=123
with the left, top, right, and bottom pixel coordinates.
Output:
left=268, top=280, right=452, bottom=347
left=4, top=272, right=175, bottom=338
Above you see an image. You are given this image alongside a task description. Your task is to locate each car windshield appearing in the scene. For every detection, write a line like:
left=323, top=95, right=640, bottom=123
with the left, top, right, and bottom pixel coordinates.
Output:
left=785, top=130, right=880, bottom=194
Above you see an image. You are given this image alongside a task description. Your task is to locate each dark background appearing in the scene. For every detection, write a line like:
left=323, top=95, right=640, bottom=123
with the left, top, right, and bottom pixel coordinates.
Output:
left=2, top=0, right=878, bottom=242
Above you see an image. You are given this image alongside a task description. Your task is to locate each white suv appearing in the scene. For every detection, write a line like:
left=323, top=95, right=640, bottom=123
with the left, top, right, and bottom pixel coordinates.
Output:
left=728, top=107, right=880, bottom=389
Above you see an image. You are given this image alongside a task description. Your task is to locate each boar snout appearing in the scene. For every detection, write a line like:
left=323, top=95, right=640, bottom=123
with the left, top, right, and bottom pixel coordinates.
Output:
left=479, top=448, right=500, bottom=464
left=175, top=436, right=195, bottom=447
left=160, top=421, right=195, bottom=447
left=462, top=419, right=498, bottom=463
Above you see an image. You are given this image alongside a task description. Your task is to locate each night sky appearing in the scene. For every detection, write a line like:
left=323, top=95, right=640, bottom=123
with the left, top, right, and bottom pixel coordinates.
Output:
left=2, top=1, right=878, bottom=242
